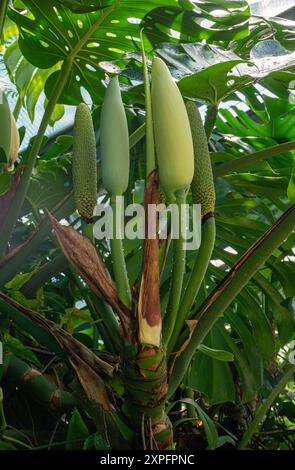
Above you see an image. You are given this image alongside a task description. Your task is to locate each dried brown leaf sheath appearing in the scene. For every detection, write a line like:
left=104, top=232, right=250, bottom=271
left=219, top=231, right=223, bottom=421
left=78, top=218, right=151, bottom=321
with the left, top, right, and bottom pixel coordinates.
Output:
left=138, top=170, right=161, bottom=346
left=70, top=352, right=114, bottom=412
left=47, top=212, right=132, bottom=340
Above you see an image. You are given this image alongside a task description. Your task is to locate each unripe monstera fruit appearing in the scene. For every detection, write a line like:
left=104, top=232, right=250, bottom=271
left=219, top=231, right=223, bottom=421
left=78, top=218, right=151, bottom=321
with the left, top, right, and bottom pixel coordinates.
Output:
left=151, top=57, right=194, bottom=198
left=186, top=101, right=215, bottom=217
left=100, top=77, right=130, bottom=196
left=0, top=92, right=11, bottom=163
left=8, top=113, right=20, bottom=171
left=72, top=103, right=98, bottom=221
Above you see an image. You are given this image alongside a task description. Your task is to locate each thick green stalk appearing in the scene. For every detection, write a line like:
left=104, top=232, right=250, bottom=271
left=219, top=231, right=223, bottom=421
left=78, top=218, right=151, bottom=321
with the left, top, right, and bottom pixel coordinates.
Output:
left=168, top=203, right=295, bottom=397
left=110, top=196, right=132, bottom=309
left=163, top=190, right=187, bottom=346
left=13, top=97, right=22, bottom=122
left=204, top=104, right=218, bottom=139
left=82, top=221, right=94, bottom=243
left=239, top=364, right=295, bottom=449
left=168, top=216, right=216, bottom=353
left=213, top=140, right=295, bottom=178
left=0, top=387, right=7, bottom=432
left=0, top=0, right=9, bottom=43
left=122, top=346, right=173, bottom=449
left=130, top=123, right=146, bottom=149
left=140, top=29, right=155, bottom=178
left=0, top=58, right=74, bottom=259
left=3, top=354, right=76, bottom=412
left=186, top=385, right=198, bottom=425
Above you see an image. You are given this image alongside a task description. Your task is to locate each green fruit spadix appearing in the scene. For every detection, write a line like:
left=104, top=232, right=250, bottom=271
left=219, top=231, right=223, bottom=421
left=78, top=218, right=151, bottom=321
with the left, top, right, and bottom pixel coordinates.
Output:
left=151, top=57, right=194, bottom=198
left=100, top=77, right=130, bottom=196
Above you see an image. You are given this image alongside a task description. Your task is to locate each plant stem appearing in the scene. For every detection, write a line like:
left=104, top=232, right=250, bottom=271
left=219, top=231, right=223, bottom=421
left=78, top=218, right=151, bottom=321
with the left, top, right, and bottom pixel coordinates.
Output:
left=129, top=123, right=146, bottom=149
left=82, top=220, right=94, bottom=245
left=168, top=216, right=215, bottom=353
left=204, top=104, right=218, bottom=139
left=186, top=385, right=198, bottom=425
left=163, top=190, right=187, bottom=346
left=13, top=97, right=22, bottom=122
left=0, top=387, right=7, bottom=432
left=239, top=364, right=295, bottom=449
left=213, top=140, right=295, bottom=178
left=3, top=354, right=76, bottom=412
left=140, top=29, right=155, bottom=179
left=110, top=196, right=132, bottom=309
left=0, top=57, right=74, bottom=259
left=0, top=0, right=9, bottom=44
left=168, top=203, right=295, bottom=397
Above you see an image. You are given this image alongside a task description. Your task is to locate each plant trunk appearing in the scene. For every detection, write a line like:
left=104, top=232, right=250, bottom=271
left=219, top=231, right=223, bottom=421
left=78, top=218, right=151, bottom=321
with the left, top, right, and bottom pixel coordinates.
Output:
left=122, top=345, right=173, bottom=449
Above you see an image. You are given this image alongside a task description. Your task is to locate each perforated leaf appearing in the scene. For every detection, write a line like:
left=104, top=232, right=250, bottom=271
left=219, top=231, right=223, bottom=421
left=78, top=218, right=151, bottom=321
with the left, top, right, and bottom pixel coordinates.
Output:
left=142, top=0, right=250, bottom=44
left=56, top=0, right=113, bottom=13
left=8, top=0, right=179, bottom=105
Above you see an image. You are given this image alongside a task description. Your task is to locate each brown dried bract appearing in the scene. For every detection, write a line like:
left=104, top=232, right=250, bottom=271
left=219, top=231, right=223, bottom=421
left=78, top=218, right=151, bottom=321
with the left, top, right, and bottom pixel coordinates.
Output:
left=69, top=352, right=114, bottom=412
left=169, top=320, right=198, bottom=376
left=138, top=170, right=161, bottom=328
left=47, top=212, right=133, bottom=340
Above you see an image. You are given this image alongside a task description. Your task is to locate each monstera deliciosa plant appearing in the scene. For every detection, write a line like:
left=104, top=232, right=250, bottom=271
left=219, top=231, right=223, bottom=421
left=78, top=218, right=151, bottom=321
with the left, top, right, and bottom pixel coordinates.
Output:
left=0, top=0, right=295, bottom=451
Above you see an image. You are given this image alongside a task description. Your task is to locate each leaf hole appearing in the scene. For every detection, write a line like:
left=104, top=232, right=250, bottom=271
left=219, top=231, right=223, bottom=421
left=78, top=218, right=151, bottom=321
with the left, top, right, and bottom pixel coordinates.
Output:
left=40, top=41, right=49, bottom=48
left=127, top=17, right=141, bottom=24
left=87, top=42, right=100, bottom=48
left=106, top=32, right=117, bottom=37
left=86, top=64, right=96, bottom=72
left=68, top=30, right=74, bottom=38
left=77, top=20, right=84, bottom=29
left=80, top=86, right=92, bottom=105
left=108, top=47, right=124, bottom=54
left=125, top=35, right=140, bottom=42
left=53, top=6, right=63, bottom=22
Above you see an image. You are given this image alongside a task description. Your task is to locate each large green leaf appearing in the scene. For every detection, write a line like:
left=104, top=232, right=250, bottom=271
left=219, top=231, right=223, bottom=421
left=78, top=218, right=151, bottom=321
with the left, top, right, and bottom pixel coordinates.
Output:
left=143, top=0, right=250, bottom=44
left=189, top=322, right=236, bottom=405
left=218, top=318, right=263, bottom=403
left=8, top=0, right=180, bottom=105
left=217, top=96, right=295, bottom=140
left=66, top=408, right=90, bottom=450
left=4, top=39, right=64, bottom=122
left=56, top=0, right=113, bottom=13
left=176, top=40, right=295, bottom=104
